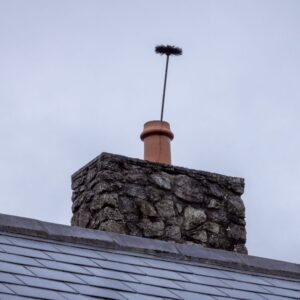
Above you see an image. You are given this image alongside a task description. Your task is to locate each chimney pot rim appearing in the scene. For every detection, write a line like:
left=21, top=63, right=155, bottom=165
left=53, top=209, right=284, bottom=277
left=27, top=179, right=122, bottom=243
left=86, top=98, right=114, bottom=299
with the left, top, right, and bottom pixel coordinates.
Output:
left=140, top=120, right=174, bottom=141
left=143, top=120, right=171, bottom=127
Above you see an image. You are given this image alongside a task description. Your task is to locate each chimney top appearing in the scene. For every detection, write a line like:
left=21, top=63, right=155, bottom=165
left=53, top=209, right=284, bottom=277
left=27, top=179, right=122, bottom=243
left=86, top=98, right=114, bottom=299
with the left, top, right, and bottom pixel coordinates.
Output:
left=140, top=120, right=174, bottom=164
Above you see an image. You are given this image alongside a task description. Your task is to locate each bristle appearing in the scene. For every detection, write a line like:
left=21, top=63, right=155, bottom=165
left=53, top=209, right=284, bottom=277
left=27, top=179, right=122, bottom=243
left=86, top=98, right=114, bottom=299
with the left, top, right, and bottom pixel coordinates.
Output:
left=155, top=45, right=183, bottom=56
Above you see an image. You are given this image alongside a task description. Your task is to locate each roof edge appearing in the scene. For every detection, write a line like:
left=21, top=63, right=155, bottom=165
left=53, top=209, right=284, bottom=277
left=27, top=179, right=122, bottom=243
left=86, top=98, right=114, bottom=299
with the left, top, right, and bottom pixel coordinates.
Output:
left=0, top=213, right=299, bottom=280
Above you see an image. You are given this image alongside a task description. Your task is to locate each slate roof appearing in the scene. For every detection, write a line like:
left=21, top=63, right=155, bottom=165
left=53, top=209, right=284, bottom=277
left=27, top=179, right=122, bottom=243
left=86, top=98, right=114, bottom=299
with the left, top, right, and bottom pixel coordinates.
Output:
left=0, top=213, right=300, bottom=299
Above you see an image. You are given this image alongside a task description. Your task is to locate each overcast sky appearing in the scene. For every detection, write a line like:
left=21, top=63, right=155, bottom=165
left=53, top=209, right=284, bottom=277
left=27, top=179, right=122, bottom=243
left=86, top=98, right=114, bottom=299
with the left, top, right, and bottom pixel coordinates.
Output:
left=1, top=0, right=300, bottom=263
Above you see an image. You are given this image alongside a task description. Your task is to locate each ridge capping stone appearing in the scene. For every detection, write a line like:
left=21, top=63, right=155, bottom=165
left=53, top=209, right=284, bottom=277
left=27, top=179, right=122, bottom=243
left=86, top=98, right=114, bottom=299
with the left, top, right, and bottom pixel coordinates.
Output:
left=0, top=212, right=300, bottom=280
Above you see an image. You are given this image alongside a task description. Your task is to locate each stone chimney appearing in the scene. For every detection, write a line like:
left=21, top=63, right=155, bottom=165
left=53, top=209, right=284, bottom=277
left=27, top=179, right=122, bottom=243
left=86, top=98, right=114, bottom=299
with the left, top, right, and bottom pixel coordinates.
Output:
left=71, top=152, right=247, bottom=253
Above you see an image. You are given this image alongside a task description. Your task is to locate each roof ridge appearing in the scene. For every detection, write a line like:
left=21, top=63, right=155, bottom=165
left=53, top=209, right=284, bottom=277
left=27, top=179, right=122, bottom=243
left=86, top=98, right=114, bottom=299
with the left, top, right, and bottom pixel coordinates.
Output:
left=0, top=213, right=300, bottom=280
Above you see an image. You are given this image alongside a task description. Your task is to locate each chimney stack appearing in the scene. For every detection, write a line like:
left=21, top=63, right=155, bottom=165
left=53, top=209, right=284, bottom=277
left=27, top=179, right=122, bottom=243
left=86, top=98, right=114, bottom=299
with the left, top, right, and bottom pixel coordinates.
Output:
left=140, top=120, right=174, bottom=164
left=71, top=153, right=247, bottom=254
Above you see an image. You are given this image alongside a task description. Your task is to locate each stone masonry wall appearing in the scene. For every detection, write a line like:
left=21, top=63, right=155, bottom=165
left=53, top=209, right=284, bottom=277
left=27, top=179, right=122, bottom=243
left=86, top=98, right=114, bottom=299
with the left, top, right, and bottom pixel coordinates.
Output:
left=71, top=153, right=247, bottom=253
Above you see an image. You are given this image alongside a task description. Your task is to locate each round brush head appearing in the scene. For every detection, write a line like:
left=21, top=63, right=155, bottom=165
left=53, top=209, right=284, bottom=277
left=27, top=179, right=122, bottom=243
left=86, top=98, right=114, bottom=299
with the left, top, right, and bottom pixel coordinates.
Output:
left=155, top=45, right=183, bottom=56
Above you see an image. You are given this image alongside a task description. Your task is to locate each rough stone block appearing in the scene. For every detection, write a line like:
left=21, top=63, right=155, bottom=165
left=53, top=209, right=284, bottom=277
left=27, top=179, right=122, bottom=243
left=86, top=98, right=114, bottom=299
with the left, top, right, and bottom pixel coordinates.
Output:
left=71, top=153, right=247, bottom=253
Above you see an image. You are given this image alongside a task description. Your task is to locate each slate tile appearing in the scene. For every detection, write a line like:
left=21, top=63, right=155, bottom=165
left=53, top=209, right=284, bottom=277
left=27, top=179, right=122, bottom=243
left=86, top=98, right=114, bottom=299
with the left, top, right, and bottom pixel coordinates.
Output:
left=0, top=244, right=50, bottom=260
left=263, top=285, right=300, bottom=298
left=171, top=290, right=216, bottom=300
left=16, top=274, right=76, bottom=292
left=0, top=235, right=13, bottom=245
left=46, top=251, right=98, bottom=267
left=263, top=277, right=300, bottom=291
left=77, top=274, right=133, bottom=292
left=120, top=292, right=165, bottom=300
left=0, top=283, right=14, bottom=294
left=37, top=259, right=92, bottom=275
left=27, top=266, right=84, bottom=284
left=222, top=279, right=270, bottom=293
left=0, top=252, right=41, bottom=267
left=93, top=259, right=145, bottom=275
left=219, top=288, right=267, bottom=299
left=6, top=236, right=58, bottom=252
left=184, top=265, right=229, bottom=279
left=69, top=283, right=125, bottom=299
left=0, top=261, right=33, bottom=276
left=0, top=272, right=23, bottom=284
left=0, top=294, right=30, bottom=300
left=141, top=258, right=190, bottom=273
left=124, top=282, right=180, bottom=299
left=5, top=283, right=66, bottom=300
left=138, top=266, right=187, bottom=281
left=181, top=273, right=231, bottom=288
left=53, top=244, right=104, bottom=259
left=60, top=292, right=95, bottom=300
left=3, top=222, right=300, bottom=300
left=261, top=294, right=296, bottom=300
left=85, top=267, right=138, bottom=282
left=131, top=274, right=183, bottom=289
left=222, top=270, right=272, bottom=285
left=176, top=281, right=228, bottom=296
left=97, top=251, right=149, bottom=266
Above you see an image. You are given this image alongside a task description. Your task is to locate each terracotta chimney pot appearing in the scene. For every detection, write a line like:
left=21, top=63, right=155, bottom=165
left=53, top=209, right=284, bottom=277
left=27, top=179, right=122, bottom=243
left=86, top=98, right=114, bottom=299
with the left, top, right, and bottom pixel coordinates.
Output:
left=140, top=120, right=174, bottom=164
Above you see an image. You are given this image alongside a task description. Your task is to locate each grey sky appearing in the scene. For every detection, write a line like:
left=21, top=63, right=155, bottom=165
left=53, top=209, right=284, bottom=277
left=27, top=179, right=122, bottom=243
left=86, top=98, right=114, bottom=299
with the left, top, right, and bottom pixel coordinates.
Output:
left=1, top=0, right=300, bottom=263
